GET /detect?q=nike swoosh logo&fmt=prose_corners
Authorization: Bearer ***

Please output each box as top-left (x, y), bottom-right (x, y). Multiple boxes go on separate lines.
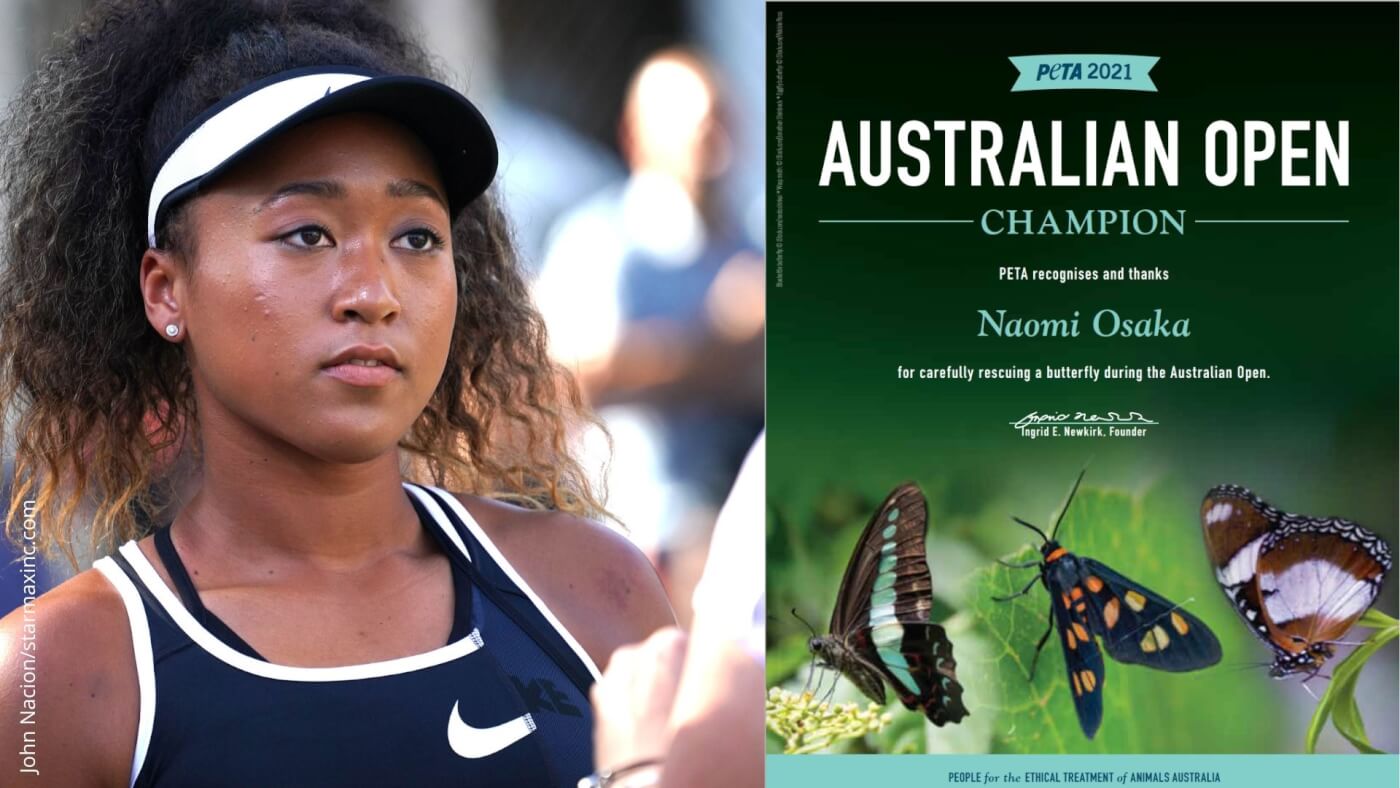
top-left (447, 701), bottom-right (537, 759)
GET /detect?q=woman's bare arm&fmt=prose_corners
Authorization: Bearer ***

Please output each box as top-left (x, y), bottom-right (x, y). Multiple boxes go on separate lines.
top-left (454, 494), bottom-right (676, 670)
top-left (0, 570), bottom-right (138, 787)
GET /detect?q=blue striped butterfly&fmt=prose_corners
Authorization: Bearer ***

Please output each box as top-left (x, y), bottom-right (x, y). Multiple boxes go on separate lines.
top-left (995, 471), bottom-right (1221, 738)
top-left (1201, 485), bottom-right (1392, 678)
top-left (807, 483), bottom-right (969, 726)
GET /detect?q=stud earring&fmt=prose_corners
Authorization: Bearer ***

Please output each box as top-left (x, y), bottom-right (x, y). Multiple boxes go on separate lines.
top-left (164, 324), bottom-right (180, 337)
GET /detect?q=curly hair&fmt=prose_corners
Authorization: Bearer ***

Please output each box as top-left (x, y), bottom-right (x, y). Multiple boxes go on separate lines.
top-left (0, 0), bottom-right (607, 569)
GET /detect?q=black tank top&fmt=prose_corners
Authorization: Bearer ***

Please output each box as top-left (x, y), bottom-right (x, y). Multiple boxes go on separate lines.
top-left (94, 482), bottom-right (599, 787)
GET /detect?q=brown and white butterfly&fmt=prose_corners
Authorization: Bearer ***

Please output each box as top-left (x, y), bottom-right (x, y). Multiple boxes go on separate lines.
top-left (1200, 485), bottom-right (1392, 677)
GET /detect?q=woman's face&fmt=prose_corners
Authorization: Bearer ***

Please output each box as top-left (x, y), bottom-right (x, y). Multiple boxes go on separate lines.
top-left (164, 112), bottom-right (457, 464)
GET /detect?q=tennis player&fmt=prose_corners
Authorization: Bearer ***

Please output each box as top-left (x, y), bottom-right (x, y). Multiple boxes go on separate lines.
top-left (0, 1), bottom-right (673, 785)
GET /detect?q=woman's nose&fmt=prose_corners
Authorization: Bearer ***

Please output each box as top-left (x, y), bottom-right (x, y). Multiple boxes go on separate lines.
top-left (331, 238), bottom-right (401, 324)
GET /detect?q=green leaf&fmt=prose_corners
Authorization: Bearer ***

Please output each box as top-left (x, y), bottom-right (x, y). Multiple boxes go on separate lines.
top-left (1355, 608), bottom-right (1398, 630)
top-left (966, 481), bottom-right (1286, 753)
top-left (1304, 610), bottom-right (1398, 753)
top-left (1330, 690), bottom-right (1382, 754)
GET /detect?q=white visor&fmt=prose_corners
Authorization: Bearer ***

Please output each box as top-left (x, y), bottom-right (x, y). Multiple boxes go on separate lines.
top-left (145, 66), bottom-right (497, 247)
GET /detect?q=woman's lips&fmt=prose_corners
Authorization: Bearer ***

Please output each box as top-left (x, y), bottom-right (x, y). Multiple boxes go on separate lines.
top-left (321, 362), bottom-right (401, 387)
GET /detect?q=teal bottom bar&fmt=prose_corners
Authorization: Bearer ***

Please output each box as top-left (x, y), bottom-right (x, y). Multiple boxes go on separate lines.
top-left (767, 754), bottom-right (1399, 787)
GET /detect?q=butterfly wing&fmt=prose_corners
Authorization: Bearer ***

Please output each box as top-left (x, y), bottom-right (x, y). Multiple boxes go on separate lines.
top-left (829, 483), bottom-right (931, 637)
top-left (826, 483), bottom-right (968, 725)
top-left (1256, 515), bottom-right (1392, 654)
top-left (1077, 558), bottom-right (1222, 671)
top-left (1045, 568), bottom-right (1105, 739)
top-left (1200, 485), bottom-right (1281, 651)
top-left (851, 622), bottom-right (969, 726)
top-left (1204, 485), bottom-right (1394, 663)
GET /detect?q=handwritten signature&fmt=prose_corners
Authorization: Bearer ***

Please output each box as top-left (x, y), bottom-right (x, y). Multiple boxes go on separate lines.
top-left (1011, 410), bottom-right (1158, 430)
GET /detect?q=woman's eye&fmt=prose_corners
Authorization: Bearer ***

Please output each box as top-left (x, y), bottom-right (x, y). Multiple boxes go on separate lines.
top-left (283, 226), bottom-right (332, 248)
top-left (393, 228), bottom-right (445, 252)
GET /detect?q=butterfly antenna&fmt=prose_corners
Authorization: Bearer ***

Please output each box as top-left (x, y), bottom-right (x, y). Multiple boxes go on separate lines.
top-left (1011, 516), bottom-right (1050, 544)
top-left (791, 607), bottom-right (819, 638)
top-left (1050, 466), bottom-right (1088, 541)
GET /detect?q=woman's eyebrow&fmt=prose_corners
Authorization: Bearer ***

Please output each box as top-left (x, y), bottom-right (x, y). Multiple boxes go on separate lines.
top-left (386, 179), bottom-right (447, 211)
top-left (252, 179), bottom-right (447, 213)
top-left (255, 180), bottom-right (346, 212)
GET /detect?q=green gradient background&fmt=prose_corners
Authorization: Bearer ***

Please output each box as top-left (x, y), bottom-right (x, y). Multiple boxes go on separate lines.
top-left (766, 2), bottom-right (1398, 754)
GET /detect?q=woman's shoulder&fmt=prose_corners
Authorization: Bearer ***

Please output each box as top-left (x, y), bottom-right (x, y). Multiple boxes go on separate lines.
top-left (0, 566), bottom-right (138, 786)
top-left (447, 491), bottom-right (676, 670)
top-left (0, 566), bottom-right (134, 691)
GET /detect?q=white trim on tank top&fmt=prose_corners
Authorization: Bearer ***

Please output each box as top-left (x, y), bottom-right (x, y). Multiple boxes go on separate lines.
top-left (404, 482), bottom-right (604, 681)
top-left (103, 481), bottom-right (599, 684)
top-left (94, 557), bottom-right (157, 788)
top-left (114, 539), bottom-right (486, 682)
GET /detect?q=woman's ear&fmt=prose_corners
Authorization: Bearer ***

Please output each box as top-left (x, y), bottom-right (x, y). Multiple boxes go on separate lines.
top-left (140, 248), bottom-right (186, 342)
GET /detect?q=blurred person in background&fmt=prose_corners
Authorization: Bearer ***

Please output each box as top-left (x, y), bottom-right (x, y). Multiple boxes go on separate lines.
top-left (585, 433), bottom-right (764, 788)
top-left (534, 49), bottom-right (764, 626)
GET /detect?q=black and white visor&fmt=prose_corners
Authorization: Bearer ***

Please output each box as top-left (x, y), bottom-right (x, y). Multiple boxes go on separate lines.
top-left (146, 65), bottom-right (498, 246)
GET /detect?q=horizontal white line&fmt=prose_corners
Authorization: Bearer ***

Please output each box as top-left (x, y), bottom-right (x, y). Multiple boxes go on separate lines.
top-left (818, 219), bottom-right (974, 224)
top-left (820, 218), bottom-right (1348, 224)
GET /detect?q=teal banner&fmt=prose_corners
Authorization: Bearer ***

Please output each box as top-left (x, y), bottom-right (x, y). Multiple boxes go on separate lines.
top-left (769, 754), bottom-right (1400, 786)
top-left (1009, 54), bottom-right (1159, 91)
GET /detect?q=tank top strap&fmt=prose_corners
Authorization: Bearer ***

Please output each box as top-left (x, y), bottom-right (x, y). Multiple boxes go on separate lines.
top-left (97, 549), bottom-right (195, 666)
top-left (152, 525), bottom-right (198, 612)
top-left (152, 525), bottom-right (265, 660)
top-left (405, 493), bottom-right (477, 644)
top-left (403, 482), bottom-right (600, 696)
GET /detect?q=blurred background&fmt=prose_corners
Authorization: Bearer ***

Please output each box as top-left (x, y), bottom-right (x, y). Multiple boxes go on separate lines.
top-left (0, 0), bottom-right (765, 631)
